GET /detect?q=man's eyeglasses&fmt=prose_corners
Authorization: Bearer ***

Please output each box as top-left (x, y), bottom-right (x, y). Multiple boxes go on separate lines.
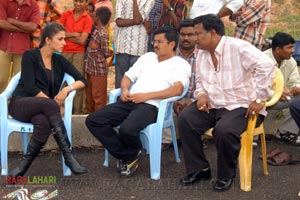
top-left (151, 40), bottom-right (168, 45)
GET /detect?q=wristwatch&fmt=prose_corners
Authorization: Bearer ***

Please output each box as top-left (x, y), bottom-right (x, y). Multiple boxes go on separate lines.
top-left (167, 7), bottom-right (174, 12)
top-left (256, 98), bottom-right (265, 105)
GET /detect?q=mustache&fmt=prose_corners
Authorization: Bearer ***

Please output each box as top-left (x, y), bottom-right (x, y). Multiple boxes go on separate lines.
top-left (182, 40), bottom-right (191, 44)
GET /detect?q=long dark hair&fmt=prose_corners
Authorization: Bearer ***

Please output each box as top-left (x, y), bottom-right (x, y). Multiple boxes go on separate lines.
top-left (39, 22), bottom-right (66, 48)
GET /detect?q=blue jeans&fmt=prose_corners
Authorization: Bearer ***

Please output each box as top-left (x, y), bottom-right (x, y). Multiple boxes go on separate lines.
top-left (115, 53), bottom-right (139, 88)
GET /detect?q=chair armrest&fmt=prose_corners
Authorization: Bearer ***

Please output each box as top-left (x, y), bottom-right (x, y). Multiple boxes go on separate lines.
top-left (265, 68), bottom-right (284, 108)
top-left (0, 72), bottom-right (21, 119)
top-left (155, 95), bottom-right (182, 125)
top-left (109, 88), bottom-right (121, 104)
top-left (62, 73), bottom-right (76, 119)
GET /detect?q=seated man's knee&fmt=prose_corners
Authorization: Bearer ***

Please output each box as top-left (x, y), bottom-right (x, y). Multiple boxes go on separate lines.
top-left (177, 107), bottom-right (190, 125)
top-left (213, 126), bottom-right (239, 142)
top-left (119, 123), bottom-right (139, 137)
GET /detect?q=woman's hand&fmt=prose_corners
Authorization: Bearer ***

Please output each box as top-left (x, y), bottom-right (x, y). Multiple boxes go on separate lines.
top-left (54, 86), bottom-right (69, 107)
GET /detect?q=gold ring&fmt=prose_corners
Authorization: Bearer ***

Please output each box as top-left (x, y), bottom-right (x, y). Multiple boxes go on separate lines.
top-left (252, 111), bottom-right (255, 115)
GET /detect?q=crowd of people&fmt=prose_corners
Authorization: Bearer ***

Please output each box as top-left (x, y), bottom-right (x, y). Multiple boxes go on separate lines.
top-left (0, 0), bottom-right (299, 192)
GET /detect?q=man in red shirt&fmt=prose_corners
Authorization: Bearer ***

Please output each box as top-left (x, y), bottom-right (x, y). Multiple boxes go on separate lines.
top-left (0, 0), bottom-right (40, 93)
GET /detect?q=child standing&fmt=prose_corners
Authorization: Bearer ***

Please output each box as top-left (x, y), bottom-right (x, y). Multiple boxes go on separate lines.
top-left (60, 0), bottom-right (93, 114)
top-left (85, 7), bottom-right (112, 113)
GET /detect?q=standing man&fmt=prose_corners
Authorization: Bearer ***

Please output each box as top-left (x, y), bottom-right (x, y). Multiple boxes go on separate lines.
top-left (146, 0), bottom-right (163, 52)
top-left (114, 0), bottom-right (154, 88)
top-left (31, 0), bottom-right (63, 48)
top-left (158, 0), bottom-right (187, 29)
top-left (86, 26), bottom-right (191, 177)
top-left (178, 14), bottom-right (275, 192)
top-left (265, 32), bottom-right (300, 146)
top-left (232, 0), bottom-right (272, 50)
top-left (189, 0), bottom-right (243, 19)
top-left (162, 19), bottom-right (198, 149)
top-left (0, 0), bottom-right (40, 93)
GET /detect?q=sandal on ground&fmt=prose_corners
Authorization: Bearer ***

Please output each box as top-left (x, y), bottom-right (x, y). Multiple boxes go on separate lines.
top-left (267, 152), bottom-right (292, 166)
top-left (279, 132), bottom-right (300, 146)
top-left (259, 147), bottom-right (282, 160)
top-left (267, 152), bottom-right (300, 166)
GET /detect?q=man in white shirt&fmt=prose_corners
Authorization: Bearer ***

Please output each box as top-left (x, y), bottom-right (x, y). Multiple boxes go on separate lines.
top-left (265, 32), bottom-right (300, 146)
top-left (189, 0), bottom-right (243, 19)
top-left (86, 26), bottom-right (191, 177)
top-left (178, 14), bottom-right (274, 192)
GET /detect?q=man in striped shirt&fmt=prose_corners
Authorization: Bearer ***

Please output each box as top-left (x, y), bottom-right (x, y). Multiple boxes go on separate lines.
top-left (232, 0), bottom-right (271, 50)
top-left (178, 14), bottom-right (275, 192)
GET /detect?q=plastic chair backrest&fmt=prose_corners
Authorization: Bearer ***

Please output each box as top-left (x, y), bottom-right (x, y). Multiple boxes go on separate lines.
top-left (266, 67), bottom-right (284, 107)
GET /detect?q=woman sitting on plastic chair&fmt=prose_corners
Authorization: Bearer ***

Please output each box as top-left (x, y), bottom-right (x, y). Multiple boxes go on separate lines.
top-left (8, 23), bottom-right (88, 176)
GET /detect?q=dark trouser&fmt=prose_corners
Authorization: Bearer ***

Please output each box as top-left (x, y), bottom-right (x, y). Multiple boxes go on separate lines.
top-left (115, 53), bottom-right (139, 89)
top-left (289, 96), bottom-right (300, 129)
top-left (85, 101), bottom-right (158, 163)
top-left (9, 97), bottom-right (62, 143)
top-left (178, 102), bottom-right (263, 179)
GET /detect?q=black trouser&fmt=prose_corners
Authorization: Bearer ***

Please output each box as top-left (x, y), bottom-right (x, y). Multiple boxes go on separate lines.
top-left (85, 101), bottom-right (158, 163)
top-left (289, 96), bottom-right (300, 129)
top-left (178, 102), bottom-right (263, 179)
top-left (9, 96), bottom-right (62, 143)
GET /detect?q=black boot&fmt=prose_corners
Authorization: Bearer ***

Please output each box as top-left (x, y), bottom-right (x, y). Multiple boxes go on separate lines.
top-left (52, 122), bottom-right (88, 175)
top-left (9, 138), bottom-right (44, 177)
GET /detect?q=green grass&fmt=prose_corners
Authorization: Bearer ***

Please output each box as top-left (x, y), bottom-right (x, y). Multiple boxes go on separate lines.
top-left (266, 14), bottom-right (300, 39)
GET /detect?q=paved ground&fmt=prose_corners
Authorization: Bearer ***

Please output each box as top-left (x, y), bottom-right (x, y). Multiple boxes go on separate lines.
top-left (1, 138), bottom-right (300, 200)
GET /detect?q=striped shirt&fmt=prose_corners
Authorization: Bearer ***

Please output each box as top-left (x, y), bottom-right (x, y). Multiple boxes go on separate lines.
top-left (194, 36), bottom-right (275, 115)
top-left (31, 0), bottom-right (63, 48)
top-left (233, 0), bottom-right (271, 49)
top-left (85, 26), bottom-right (111, 76)
top-left (175, 47), bottom-right (198, 99)
top-left (158, 0), bottom-right (187, 28)
top-left (114, 0), bottom-right (154, 56)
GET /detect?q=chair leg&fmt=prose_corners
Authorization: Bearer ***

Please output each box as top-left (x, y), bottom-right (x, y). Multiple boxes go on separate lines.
top-left (170, 125), bottom-right (180, 163)
top-left (239, 133), bottom-right (253, 192)
top-left (103, 149), bottom-right (109, 167)
top-left (21, 132), bottom-right (29, 154)
top-left (1, 134), bottom-right (9, 175)
top-left (260, 133), bottom-right (268, 176)
top-left (239, 118), bottom-right (257, 192)
top-left (149, 139), bottom-right (161, 180)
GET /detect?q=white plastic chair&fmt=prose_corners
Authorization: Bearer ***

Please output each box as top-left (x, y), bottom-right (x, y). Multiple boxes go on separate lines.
top-left (0, 72), bottom-right (76, 176)
top-left (103, 81), bottom-right (189, 180)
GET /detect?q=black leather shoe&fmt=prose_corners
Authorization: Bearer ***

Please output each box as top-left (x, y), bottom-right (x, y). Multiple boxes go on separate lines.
top-left (180, 168), bottom-right (211, 185)
top-left (213, 179), bottom-right (233, 192)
